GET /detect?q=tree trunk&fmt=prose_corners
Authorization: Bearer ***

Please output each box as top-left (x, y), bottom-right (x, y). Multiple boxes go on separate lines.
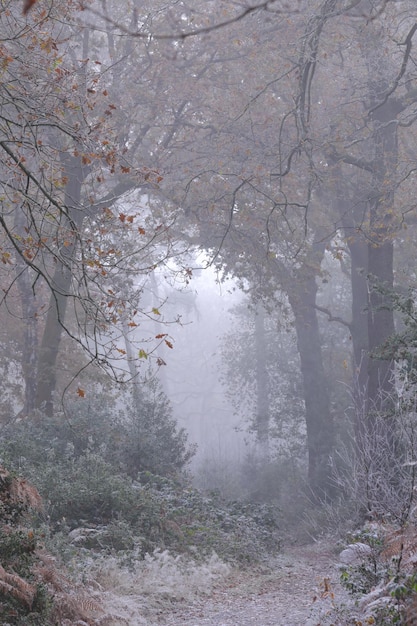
top-left (364, 55), bottom-right (399, 416)
top-left (367, 240), bottom-right (395, 416)
top-left (254, 304), bottom-right (270, 458)
top-left (289, 271), bottom-right (334, 501)
top-left (17, 276), bottom-right (39, 416)
top-left (14, 208), bottom-right (39, 416)
top-left (345, 237), bottom-right (369, 438)
top-left (35, 155), bottom-right (85, 415)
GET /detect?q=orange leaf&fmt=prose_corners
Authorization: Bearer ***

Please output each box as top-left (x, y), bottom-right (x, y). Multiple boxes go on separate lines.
top-left (77, 387), bottom-right (85, 398)
top-left (23, 0), bottom-right (37, 14)
top-left (165, 340), bottom-right (173, 349)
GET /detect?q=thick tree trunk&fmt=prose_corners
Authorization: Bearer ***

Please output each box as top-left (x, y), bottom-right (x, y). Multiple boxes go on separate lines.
top-left (364, 66), bottom-right (399, 411)
top-left (17, 276), bottom-right (39, 416)
top-left (35, 271), bottom-right (72, 416)
top-left (14, 208), bottom-right (39, 416)
top-left (348, 240), bottom-right (369, 394)
top-left (346, 237), bottom-right (369, 438)
top-left (367, 240), bottom-right (395, 415)
top-left (35, 155), bottom-right (85, 415)
top-left (289, 272), bottom-right (334, 501)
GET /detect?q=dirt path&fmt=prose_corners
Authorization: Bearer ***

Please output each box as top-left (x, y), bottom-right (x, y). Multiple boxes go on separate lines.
top-left (157, 540), bottom-right (355, 625)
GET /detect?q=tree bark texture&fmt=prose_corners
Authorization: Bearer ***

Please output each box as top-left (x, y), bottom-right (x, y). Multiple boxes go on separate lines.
top-left (35, 155), bottom-right (86, 415)
top-left (289, 271), bottom-right (334, 500)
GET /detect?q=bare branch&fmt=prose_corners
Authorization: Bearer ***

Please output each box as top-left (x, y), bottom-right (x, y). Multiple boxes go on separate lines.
top-left (83, 1), bottom-right (296, 41)
top-left (315, 303), bottom-right (352, 330)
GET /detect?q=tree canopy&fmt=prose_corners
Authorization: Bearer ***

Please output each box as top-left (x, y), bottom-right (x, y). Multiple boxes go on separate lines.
top-left (1, 0), bottom-right (417, 500)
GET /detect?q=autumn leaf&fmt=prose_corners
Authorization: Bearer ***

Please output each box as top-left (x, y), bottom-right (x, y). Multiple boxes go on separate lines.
top-left (23, 0), bottom-right (37, 15)
top-left (155, 333), bottom-right (168, 339)
top-left (1, 252), bottom-right (11, 265)
top-left (152, 307), bottom-right (161, 316)
top-left (76, 387), bottom-right (85, 398)
top-left (165, 339), bottom-right (173, 349)
top-left (138, 349), bottom-right (148, 359)
top-left (138, 227), bottom-right (146, 235)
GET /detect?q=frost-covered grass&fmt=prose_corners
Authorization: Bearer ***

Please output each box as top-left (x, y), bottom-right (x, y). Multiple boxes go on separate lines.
top-left (91, 549), bottom-right (231, 601)
top-left (77, 549), bottom-right (231, 625)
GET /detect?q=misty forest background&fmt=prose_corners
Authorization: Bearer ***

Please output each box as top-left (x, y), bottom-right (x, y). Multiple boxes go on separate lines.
top-left (2, 0), bottom-right (417, 623)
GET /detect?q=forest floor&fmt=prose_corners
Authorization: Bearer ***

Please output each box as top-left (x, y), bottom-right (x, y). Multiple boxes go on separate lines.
top-left (97, 541), bottom-right (355, 626)
top-left (151, 539), bottom-right (357, 626)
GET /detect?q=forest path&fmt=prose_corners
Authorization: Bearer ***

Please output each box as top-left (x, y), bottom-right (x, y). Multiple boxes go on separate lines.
top-left (157, 539), bottom-right (354, 626)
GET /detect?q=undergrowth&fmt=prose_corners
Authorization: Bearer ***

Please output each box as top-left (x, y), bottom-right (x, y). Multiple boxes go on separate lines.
top-left (91, 549), bottom-right (230, 601)
top-left (0, 407), bottom-right (281, 565)
top-left (0, 403), bottom-right (282, 624)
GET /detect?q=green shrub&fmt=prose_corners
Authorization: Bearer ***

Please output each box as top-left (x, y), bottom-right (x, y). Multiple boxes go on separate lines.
top-left (136, 473), bottom-right (281, 563)
top-left (0, 394), bottom-right (281, 566)
top-left (0, 381), bottom-right (194, 482)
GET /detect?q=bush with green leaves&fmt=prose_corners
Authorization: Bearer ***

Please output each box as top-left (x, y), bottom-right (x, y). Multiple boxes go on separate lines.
top-left (0, 380), bottom-right (194, 481)
top-left (135, 473), bottom-right (281, 563)
top-left (0, 383), bottom-right (282, 565)
top-left (0, 440), bottom-right (281, 565)
top-left (339, 527), bottom-right (385, 596)
top-left (337, 525), bottom-right (417, 624)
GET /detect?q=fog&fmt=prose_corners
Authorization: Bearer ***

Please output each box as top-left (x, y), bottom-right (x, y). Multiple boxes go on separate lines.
top-left (154, 269), bottom-right (249, 475)
top-left (1, 1), bottom-right (417, 622)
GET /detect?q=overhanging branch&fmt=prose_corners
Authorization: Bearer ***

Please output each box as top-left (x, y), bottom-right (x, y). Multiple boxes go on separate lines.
top-left (315, 303), bottom-right (352, 330)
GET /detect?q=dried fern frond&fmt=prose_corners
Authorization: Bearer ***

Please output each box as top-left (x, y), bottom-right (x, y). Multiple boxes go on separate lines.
top-left (0, 563), bottom-right (36, 609)
top-left (0, 465), bottom-right (42, 512)
top-left (381, 524), bottom-right (417, 569)
top-left (34, 550), bottom-right (70, 592)
top-left (9, 477), bottom-right (43, 511)
top-left (34, 550), bottom-right (130, 625)
top-left (51, 590), bottom-right (103, 623)
top-left (405, 592), bottom-right (417, 625)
